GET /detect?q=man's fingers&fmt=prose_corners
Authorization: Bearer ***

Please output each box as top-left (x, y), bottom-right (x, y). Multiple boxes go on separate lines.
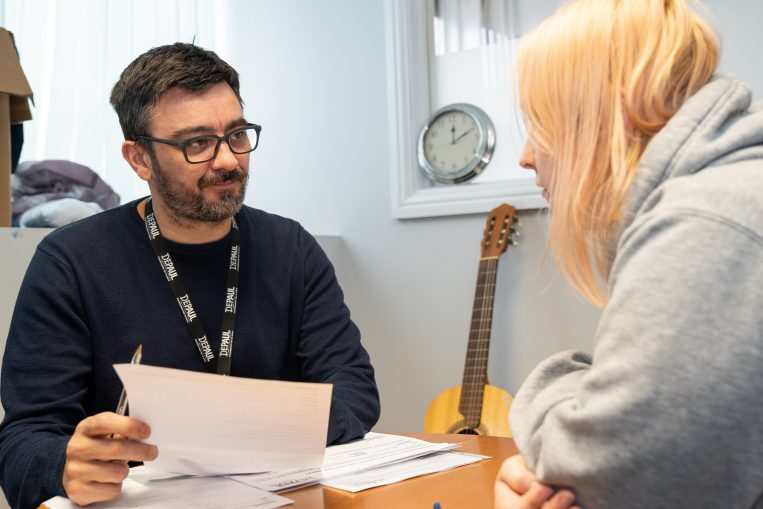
top-left (67, 435), bottom-right (158, 462)
top-left (64, 479), bottom-right (123, 506)
top-left (69, 412), bottom-right (157, 462)
top-left (76, 412), bottom-right (151, 440)
top-left (64, 459), bottom-right (129, 484)
top-left (64, 414), bottom-right (158, 505)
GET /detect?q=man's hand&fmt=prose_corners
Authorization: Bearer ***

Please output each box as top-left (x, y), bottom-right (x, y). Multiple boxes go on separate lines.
top-left (495, 454), bottom-right (579, 509)
top-left (63, 412), bottom-right (158, 505)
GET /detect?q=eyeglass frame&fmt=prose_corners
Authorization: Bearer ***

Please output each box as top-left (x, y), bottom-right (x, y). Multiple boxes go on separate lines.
top-left (134, 123), bottom-right (262, 164)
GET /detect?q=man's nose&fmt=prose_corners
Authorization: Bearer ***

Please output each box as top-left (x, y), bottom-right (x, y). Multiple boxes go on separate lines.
top-left (211, 140), bottom-right (241, 171)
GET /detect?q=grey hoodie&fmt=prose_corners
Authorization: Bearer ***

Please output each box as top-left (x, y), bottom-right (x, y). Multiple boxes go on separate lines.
top-left (510, 75), bottom-right (763, 509)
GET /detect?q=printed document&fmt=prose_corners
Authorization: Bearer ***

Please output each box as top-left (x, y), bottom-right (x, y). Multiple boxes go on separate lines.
top-left (41, 473), bottom-right (294, 509)
top-left (113, 363), bottom-right (332, 476)
top-left (321, 450), bottom-right (488, 492)
top-left (232, 432), bottom-right (465, 492)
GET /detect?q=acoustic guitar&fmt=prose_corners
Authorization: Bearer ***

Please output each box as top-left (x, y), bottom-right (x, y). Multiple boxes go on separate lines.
top-left (424, 203), bottom-right (517, 437)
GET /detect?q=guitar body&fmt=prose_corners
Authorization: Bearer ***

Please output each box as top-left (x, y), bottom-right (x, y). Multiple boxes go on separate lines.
top-left (424, 384), bottom-right (513, 437)
top-left (422, 204), bottom-right (518, 439)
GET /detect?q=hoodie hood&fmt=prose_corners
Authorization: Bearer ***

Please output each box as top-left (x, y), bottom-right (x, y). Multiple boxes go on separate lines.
top-left (616, 73), bottom-right (763, 247)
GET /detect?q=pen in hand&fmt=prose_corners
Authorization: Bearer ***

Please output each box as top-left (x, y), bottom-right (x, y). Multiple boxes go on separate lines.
top-left (111, 344), bottom-right (142, 439)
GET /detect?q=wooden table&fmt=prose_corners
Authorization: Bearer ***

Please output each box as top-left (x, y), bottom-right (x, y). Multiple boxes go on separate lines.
top-left (39, 433), bottom-right (517, 509)
top-left (282, 433), bottom-right (518, 509)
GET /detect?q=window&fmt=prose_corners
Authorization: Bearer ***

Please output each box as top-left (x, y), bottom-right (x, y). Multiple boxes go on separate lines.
top-left (385, 0), bottom-right (545, 219)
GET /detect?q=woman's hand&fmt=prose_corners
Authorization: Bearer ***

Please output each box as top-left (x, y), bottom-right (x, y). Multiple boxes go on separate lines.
top-left (495, 454), bottom-right (579, 509)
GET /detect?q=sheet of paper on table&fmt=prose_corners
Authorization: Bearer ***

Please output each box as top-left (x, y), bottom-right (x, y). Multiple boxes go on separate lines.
top-left (113, 363), bottom-right (332, 476)
top-left (321, 450), bottom-right (488, 492)
top-left (230, 432), bottom-right (481, 493)
top-left (41, 472), bottom-right (294, 509)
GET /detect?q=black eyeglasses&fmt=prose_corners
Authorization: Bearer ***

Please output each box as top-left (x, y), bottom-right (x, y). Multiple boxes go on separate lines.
top-left (135, 123), bottom-right (261, 164)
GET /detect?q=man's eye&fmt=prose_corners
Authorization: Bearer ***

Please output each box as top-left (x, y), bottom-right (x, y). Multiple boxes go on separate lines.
top-left (186, 137), bottom-right (216, 153)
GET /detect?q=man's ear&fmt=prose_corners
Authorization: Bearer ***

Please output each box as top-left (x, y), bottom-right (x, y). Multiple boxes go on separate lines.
top-left (122, 141), bottom-right (153, 182)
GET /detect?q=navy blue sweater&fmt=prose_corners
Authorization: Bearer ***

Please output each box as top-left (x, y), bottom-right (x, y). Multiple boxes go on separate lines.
top-left (0, 199), bottom-right (379, 508)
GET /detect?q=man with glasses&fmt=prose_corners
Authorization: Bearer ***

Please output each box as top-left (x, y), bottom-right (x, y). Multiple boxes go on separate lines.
top-left (0, 43), bottom-right (380, 509)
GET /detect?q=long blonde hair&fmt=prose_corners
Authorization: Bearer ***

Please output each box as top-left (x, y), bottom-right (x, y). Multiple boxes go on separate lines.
top-left (516, 0), bottom-right (719, 306)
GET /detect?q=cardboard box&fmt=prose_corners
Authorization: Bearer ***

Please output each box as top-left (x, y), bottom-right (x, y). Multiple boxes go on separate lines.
top-left (0, 27), bottom-right (33, 226)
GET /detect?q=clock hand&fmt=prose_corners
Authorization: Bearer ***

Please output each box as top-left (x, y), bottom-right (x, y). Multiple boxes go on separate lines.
top-left (450, 125), bottom-right (456, 144)
top-left (453, 128), bottom-right (475, 144)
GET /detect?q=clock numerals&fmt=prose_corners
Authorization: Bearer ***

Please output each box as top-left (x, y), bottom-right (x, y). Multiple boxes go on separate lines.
top-left (424, 114), bottom-right (480, 173)
top-left (418, 103), bottom-right (495, 184)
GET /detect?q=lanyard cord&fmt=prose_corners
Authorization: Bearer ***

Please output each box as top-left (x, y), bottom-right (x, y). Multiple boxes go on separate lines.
top-left (143, 198), bottom-right (240, 375)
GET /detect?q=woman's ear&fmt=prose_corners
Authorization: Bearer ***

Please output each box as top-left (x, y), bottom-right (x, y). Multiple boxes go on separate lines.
top-left (122, 141), bottom-right (153, 182)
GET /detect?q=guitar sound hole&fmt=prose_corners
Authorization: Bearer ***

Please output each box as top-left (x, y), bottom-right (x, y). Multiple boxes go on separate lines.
top-left (458, 429), bottom-right (479, 435)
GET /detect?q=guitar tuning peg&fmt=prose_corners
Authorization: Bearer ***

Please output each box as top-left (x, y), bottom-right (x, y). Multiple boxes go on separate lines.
top-left (509, 238), bottom-right (519, 246)
top-left (513, 219), bottom-right (522, 228)
top-left (510, 228), bottom-right (520, 238)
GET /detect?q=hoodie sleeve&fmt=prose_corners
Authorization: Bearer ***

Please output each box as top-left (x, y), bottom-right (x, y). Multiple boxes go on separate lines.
top-left (510, 209), bottom-right (763, 509)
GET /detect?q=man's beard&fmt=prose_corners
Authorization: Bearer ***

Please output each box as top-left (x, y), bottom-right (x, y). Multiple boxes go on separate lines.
top-left (149, 152), bottom-right (248, 223)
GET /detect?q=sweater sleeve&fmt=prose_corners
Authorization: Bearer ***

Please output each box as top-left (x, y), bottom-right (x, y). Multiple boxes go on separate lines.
top-left (0, 244), bottom-right (92, 509)
top-left (293, 228), bottom-right (380, 445)
top-left (509, 211), bottom-right (763, 509)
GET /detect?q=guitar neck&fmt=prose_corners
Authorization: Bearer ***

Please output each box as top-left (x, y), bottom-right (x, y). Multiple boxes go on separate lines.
top-left (458, 257), bottom-right (499, 424)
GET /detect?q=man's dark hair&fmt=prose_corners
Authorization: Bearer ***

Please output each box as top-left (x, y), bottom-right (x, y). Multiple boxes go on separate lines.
top-left (110, 43), bottom-right (242, 141)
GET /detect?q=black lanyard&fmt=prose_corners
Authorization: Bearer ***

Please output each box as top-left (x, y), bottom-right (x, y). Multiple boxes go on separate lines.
top-left (143, 198), bottom-right (240, 375)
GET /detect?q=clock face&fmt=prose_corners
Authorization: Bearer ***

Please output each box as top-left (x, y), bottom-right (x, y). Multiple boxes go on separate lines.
top-left (417, 103), bottom-right (495, 184)
top-left (422, 111), bottom-right (481, 175)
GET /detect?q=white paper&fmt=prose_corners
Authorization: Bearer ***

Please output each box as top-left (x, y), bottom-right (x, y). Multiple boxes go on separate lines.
top-left (41, 475), bottom-right (294, 509)
top-left (113, 364), bottom-right (332, 475)
top-left (230, 468), bottom-right (322, 493)
top-left (319, 432), bottom-right (459, 479)
top-left (321, 451), bottom-right (488, 492)
top-left (232, 432), bottom-right (459, 492)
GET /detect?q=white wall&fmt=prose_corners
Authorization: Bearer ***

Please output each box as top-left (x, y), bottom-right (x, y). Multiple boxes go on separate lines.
top-left (3, 0), bottom-right (761, 436)
top-left (702, 0), bottom-right (763, 90)
top-left (215, 0), bottom-right (601, 433)
top-left (216, 0), bottom-right (763, 433)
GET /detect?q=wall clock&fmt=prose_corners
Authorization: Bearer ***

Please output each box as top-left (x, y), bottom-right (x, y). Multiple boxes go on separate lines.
top-left (417, 103), bottom-right (496, 184)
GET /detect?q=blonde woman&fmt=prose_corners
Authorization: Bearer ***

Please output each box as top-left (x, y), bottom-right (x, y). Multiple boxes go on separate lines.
top-left (496, 1), bottom-right (763, 508)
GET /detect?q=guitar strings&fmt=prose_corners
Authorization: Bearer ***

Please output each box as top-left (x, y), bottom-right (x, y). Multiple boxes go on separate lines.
top-left (463, 257), bottom-right (497, 427)
top-left (459, 208), bottom-right (513, 433)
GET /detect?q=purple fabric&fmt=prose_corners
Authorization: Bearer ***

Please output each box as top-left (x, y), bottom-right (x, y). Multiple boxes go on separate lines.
top-left (11, 159), bottom-right (120, 216)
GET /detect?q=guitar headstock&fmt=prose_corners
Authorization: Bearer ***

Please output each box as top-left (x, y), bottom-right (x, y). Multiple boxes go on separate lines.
top-left (481, 204), bottom-right (518, 259)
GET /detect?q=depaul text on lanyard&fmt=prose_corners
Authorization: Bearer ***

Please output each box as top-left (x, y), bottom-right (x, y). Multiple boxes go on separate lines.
top-left (143, 197), bottom-right (240, 375)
